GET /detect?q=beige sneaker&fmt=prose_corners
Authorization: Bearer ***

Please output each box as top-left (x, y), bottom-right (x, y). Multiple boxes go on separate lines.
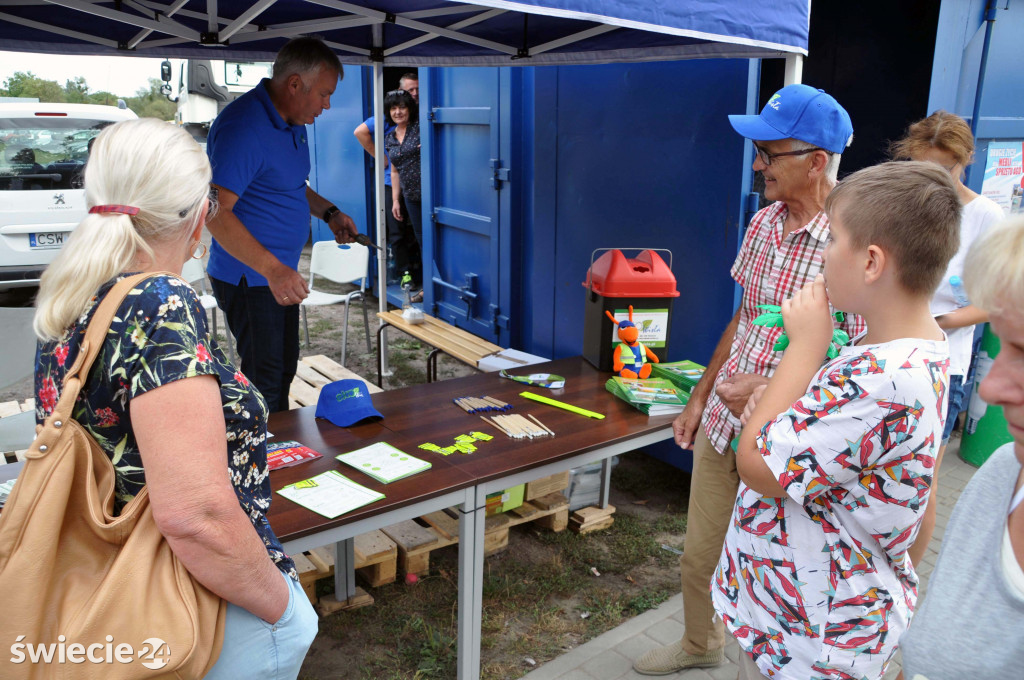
top-left (632, 641), bottom-right (724, 675)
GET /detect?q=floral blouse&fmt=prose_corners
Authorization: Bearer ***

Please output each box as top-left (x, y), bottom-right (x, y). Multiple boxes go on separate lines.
top-left (35, 273), bottom-right (296, 579)
top-left (385, 121), bottom-right (421, 202)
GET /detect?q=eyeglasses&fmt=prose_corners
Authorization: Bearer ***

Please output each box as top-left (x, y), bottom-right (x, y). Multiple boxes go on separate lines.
top-left (386, 89), bottom-right (406, 97)
top-left (754, 144), bottom-right (830, 166)
top-left (180, 186), bottom-right (218, 218)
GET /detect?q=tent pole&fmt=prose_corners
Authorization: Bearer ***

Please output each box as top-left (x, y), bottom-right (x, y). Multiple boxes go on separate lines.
top-left (372, 27), bottom-right (391, 381)
top-left (783, 53), bottom-right (803, 85)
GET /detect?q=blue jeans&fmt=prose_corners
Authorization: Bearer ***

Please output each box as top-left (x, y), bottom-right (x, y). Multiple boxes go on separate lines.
top-left (943, 374), bottom-right (966, 442)
top-left (211, 276), bottom-right (300, 412)
top-left (204, 570), bottom-right (318, 680)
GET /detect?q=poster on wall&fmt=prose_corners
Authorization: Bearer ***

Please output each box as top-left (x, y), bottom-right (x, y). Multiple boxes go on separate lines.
top-left (981, 140), bottom-right (1024, 214)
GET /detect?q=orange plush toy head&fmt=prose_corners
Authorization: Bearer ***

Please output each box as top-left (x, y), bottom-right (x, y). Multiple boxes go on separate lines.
top-left (605, 307), bottom-right (639, 345)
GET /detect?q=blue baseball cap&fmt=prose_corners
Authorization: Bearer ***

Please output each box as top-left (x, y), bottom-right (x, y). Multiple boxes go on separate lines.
top-left (315, 379), bottom-right (383, 427)
top-left (728, 84), bottom-right (853, 154)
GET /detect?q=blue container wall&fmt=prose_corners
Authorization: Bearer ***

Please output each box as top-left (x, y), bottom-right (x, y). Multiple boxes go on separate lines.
top-left (308, 66), bottom-right (370, 243)
top-left (930, 0), bottom-right (1024, 193)
top-left (969, 1), bottom-right (1024, 194)
top-left (519, 60), bottom-right (750, 370)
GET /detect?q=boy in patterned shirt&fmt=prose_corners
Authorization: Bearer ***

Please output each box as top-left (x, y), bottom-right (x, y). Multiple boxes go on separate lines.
top-left (712, 161), bottom-right (962, 680)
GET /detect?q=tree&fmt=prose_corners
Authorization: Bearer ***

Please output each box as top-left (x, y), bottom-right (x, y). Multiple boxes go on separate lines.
top-left (0, 71), bottom-right (175, 121)
top-left (124, 78), bottom-right (176, 120)
top-left (64, 76), bottom-right (90, 103)
top-left (1, 71), bottom-right (66, 103)
top-left (87, 91), bottom-right (119, 107)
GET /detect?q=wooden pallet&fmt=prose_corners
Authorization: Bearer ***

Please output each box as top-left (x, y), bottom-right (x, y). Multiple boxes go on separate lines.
top-left (288, 354), bottom-right (382, 410)
top-left (382, 491), bottom-right (571, 577)
top-left (1, 398), bottom-right (35, 464)
top-left (569, 504), bottom-right (616, 534)
top-left (292, 529), bottom-right (399, 612)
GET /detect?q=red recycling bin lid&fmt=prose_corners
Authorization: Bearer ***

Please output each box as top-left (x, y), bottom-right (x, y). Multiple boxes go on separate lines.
top-left (583, 249), bottom-right (680, 298)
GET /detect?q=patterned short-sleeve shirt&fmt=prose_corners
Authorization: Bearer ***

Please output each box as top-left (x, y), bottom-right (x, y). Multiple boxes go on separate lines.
top-left (711, 338), bottom-right (950, 680)
top-left (35, 274), bottom-right (296, 579)
top-left (702, 202), bottom-right (867, 455)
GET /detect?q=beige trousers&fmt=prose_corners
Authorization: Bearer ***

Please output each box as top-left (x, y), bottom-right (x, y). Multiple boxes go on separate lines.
top-left (679, 427), bottom-right (740, 655)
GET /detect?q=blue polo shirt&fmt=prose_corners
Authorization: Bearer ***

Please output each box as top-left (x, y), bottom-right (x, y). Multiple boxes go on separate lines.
top-left (207, 79), bottom-right (311, 287)
top-left (363, 115), bottom-right (396, 186)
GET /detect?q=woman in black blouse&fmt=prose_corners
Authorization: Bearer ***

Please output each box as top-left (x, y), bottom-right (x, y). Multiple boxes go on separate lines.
top-left (384, 88), bottom-right (423, 299)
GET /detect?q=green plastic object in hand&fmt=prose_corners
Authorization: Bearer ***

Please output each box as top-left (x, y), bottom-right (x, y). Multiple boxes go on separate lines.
top-left (751, 305), bottom-right (849, 359)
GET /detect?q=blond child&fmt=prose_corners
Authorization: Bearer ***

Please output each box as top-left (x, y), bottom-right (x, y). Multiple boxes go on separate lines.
top-left (712, 162), bottom-right (961, 680)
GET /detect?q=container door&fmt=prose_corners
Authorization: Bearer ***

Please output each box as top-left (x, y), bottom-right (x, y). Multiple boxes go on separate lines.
top-left (420, 67), bottom-right (511, 346)
top-left (309, 67), bottom-right (370, 245)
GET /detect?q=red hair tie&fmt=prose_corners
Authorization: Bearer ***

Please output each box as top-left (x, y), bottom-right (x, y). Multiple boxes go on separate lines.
top-left (88, 205), bottom-right (140, 216)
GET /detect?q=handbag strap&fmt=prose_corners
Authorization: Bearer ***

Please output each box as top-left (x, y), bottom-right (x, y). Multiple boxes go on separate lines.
top-left (49, 272), bottom-right (166, 426)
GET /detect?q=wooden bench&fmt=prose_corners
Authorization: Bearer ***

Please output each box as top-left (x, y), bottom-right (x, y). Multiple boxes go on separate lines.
top-left (1, 398), bottom-right (35, 464)
top-left (288, 354), bottom-right (382, 410)
top-left (375, 310), bottom-right (504, 386)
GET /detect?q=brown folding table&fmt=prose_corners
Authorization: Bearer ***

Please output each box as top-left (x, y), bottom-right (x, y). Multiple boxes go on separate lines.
top-left (268, 357), bottom-right (677, 680)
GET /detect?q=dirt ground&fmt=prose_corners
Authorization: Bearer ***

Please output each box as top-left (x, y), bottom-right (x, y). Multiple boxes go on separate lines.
top-left (1, 243), bottom-right (694, 679)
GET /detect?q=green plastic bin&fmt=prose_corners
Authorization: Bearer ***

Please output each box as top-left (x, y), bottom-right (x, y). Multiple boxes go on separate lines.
top-left (960, 325), bottom-right (1013, 467)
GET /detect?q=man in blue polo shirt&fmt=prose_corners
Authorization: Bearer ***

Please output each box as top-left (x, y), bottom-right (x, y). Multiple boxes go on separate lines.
top-left (206, 36), bottom-right (357, 412)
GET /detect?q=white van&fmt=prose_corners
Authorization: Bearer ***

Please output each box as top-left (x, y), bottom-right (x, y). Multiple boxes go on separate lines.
top-left (0, 102), bottom-right (137, 290)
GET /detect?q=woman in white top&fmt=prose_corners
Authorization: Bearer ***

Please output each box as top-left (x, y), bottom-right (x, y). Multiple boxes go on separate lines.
top-left (891, 110), bottom-right (1005, 567)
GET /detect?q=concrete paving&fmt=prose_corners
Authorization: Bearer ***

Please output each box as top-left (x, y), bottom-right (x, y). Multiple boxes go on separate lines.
top-left (523, 437), bottom-right (976, 680)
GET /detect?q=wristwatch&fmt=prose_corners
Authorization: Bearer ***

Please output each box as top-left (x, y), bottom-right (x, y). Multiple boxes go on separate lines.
top-left (322, 206), bottom-right (340, 223)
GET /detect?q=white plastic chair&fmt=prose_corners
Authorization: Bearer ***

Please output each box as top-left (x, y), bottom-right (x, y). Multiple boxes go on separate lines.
top-left (301, 241), bottom-right (372, 366)
top-left (181, 258), bottom-right (235, 364)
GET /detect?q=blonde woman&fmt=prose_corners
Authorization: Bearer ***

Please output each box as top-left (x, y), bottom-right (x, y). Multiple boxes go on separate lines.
top-left (33, 119), bottom-right (316, 679)
top-left (891, 111), bottom-right (1005, 567)
top-left (900, 216), bottom-right (1024, 677)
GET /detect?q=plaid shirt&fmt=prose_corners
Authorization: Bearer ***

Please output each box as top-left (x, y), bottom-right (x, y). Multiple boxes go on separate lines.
top-left (701, 201), bottom-right (867, 455)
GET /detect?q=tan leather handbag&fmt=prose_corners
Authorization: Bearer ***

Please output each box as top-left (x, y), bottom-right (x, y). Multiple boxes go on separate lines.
top-left (0, 273), bottom-right (226, 679)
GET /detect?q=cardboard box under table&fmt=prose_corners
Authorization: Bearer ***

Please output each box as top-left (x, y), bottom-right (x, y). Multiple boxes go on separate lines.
top-left (485, 484), bottom-right (524, 516)
top-left (582, 249), bottom-right (680, 372)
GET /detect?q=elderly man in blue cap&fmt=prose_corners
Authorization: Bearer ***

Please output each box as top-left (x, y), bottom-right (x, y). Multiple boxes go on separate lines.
top-left (634, 84), bottom-right (866, 675)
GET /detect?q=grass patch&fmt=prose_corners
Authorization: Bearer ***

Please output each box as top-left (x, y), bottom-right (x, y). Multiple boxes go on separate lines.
top-left (625, 587), bottom-right (672, 615)
top-left (318, 572), bottom-right (458, 680)
top-left (303, 452), bottom-right (692, 680)
top-left (393, 338), bottom-right (423, 351)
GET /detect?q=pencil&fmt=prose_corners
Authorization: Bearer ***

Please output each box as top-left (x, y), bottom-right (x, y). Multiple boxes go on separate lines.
top-left (528, 413), bottom-right (555, 436)
top-left (481, 415), bottom-right (511, 436)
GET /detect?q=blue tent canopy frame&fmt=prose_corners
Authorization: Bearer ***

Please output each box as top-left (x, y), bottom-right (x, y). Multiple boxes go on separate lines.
top-left (0, 0), bottom-right (809, 377)
top-left (0, 1), bottom-right (808, 64)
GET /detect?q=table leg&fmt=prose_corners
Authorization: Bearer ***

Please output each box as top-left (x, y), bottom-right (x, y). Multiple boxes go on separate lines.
top-left (376, 322), bottom-right (391, 387)
top-left (457, 486), bottom-right (487, 680)
top-left (599, 457), bottom-right (612, 509)
top-left (333, 538), bottom-right (357, 602)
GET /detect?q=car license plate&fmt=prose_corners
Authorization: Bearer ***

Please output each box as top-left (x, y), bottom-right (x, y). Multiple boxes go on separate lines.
top-left (29, 232), bottom-right (67, 250)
